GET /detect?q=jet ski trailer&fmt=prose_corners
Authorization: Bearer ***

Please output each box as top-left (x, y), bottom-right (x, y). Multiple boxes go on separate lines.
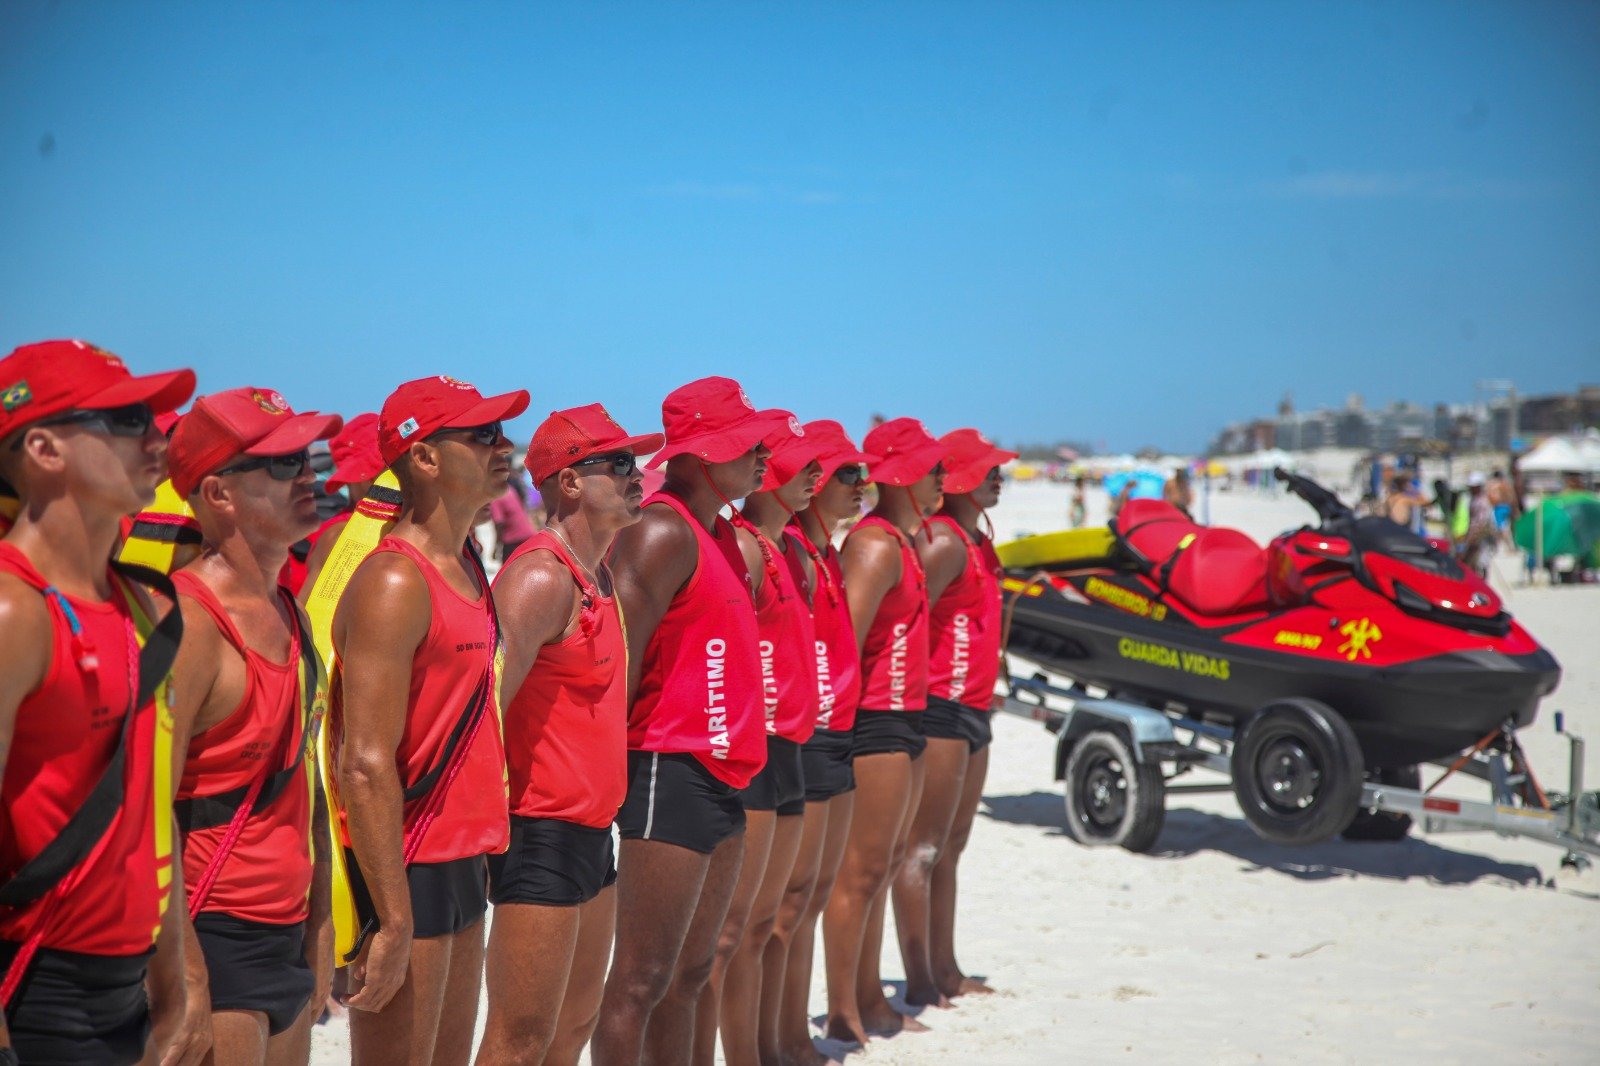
top-left (997, 667), bottom-right (1600, 868)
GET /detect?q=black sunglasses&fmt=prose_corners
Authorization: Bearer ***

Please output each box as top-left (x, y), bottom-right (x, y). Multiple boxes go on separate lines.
top-left (833, 464), bottom-right (866, 485)
top-left (9, 403), bottom-right (155, 451)
top-left (214, 449), bottom-right (312, 481)
top-left (573, 452), bottom-right (639, 478)
top-left (428, 421), bottom-right (504, 447)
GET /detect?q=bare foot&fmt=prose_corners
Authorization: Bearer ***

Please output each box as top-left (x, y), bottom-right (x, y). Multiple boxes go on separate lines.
top-left (778, 1042), bottom-right (841, 1066)
top-left (903, 981), bottom-right (954, 1009)
top-left (938, 971), bottom-right (996, 999)
top-left (822, 1015), bottom-right (869, 1047)
top-left (860, 1003), bottom-right (928, 1036)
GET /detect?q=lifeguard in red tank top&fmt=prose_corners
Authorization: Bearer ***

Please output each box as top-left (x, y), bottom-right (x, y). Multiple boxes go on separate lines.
top-left (330, 535), bottom-right (508, 863)
top-left (788, 528), bottom-right (861, 733)
top-left (628, 492), bottom-right (766, 789)
top-left (499, 530), bottom-right (628, 829)
top-left (760, 534), bottom-right (819, 744)
top-left (926, 515), bottom-right (1004, 711)
top-left (849, 515), bottom-right (930, 711)
top-left (174, 573), bottom-right (313, 925)
top-left (0, 544), bottom-right (167, 957)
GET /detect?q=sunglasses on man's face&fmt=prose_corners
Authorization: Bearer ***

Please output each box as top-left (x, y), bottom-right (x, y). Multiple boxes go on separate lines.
top-left (9, 403), bottom-right (156, 450)
top-left (428, 421), bottom-right (504, 448)
top-left (214, 449), bottom-right (312, 482)
top-left (833, 464), bottom-right (866, 486)
top-left (573, 452), bottom-right (639, 478)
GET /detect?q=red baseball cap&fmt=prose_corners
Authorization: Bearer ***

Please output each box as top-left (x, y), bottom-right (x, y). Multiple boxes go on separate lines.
top-left (378, 375), bottom-right (531, 466)
top-left (863, 417), bottom-right (946, 487)
top-left (940, 428), bottom-right (1018, 494)
top-left (802, 419), bottom-right (872, 481)
top-left (325, 412), bottom-right (385, 491)
top-left (168, 387), bottom-right (343, 496)
top-left (525, 403), bottom-right (665, 485)
top-left (0, 339), bottom-right (195, 440)
top-left (645, 376), bottom-right (797, 469)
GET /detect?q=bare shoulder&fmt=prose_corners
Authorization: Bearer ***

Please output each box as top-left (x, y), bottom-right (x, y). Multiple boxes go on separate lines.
top-left (495, 544), bottom-right (577, 603)
top-left (336, 551), bottom-right (432, 647)
top-left (612, 502), bottom-right (697, 575)
top-left (0, 573), bottom-right (54, 690)
top-left (842, 523), bottom-right (900, 565)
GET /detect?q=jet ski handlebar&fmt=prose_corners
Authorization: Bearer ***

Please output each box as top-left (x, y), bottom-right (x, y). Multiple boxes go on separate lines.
top-left (1273, 466), bottom-right (1355, 524)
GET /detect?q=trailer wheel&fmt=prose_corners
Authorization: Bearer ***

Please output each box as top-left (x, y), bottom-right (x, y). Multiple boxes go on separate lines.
top-left (1342, 765), bottom-right (1421, 842)
top-left (1063, 730), bottom-right (1165, 853)
top-left (1231, 698), bottom-right (1363, 846)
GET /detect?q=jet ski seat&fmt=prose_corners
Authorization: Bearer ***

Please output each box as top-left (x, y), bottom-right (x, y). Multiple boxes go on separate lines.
top-left (1110, 499), bottom-right (1270, 616)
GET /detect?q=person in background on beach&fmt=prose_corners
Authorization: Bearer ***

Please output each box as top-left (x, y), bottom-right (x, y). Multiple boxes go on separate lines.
top-left (330, 375), bottom-right (527, 1066)
top-left (592, 377), bottom-right (794, 1066)
top-left (489, 472), bottom-right (538, 562)
top-left (821, 417), bottom-right (945, 1045)
top-left (702, 420), bottom-right (822, 1066)
top-left (1385, 474), bottom-right (1424, 533)
top-left (1452, 472), bottom-right (1496, 577)
top-left (163, 387), bottom-right (341, 1066)
top-left (1162, 468), bottom-right (1193, 517)
top-left (1486, 470), bottom-right (1516, 543)
top-left (0, 340), bottom-right (202, 1065)
top-left (894, 428), bottom-right (1012, 1009)
top-left (772, 421), bottom-right (869, 1066)
top-left (476, 405), bottom-right (658, 1066)
top-left (1070, 474), bottom-right (1087, 529)
top-left (1108, 480), bottom-right (1134, 521)
top-left (294, 412), bottom-right (385, 600)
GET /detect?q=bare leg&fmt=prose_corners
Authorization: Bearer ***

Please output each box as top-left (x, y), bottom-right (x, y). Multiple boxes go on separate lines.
top-left (267, 977), bottom-right (326, 1066)
top-left (761, 802), bottom-right (826, 1066)
top-left (932, 744), bottom-right (994, 998)
top-left (206, 1009), bottom-right (268, 1066)
top-left (723, 813), bottom-right (803, 1066)
top-left (591, 840), bottom-right (713, 1066)
top-left (854, 755), bottom-right (926, 1031)
top-left (819, 752), bottom-right (911, 1045)
top-left (474, 903), bottom-right (581, 1065)
top-left (893, 737), bottom-right (969, 1007)
top-left (432, 919), bottom-right (487, 1066)
top-left (544, 886), bottom-right (618, 1066)
top-left (350, 924), bottom-right (466, 1066)
top-left (642, 829), bottom-right (746, 1066)
top-left (692, 814), bottom-right (774, 1066)
top-left (778, 793), bottom-right (852, 1065)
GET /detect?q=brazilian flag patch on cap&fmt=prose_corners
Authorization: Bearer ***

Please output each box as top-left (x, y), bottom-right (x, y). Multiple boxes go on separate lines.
top-left (1, 381), bottom-right (32, 411)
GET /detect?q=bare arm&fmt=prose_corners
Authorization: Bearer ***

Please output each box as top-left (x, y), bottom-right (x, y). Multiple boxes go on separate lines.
top-left (841, 528), bottom-right (902, 657)
top-left (919, 524), bottom-right (968, 607)
top-left (493, 548), bottom-right (580, 701)
top-left (0, 581), bottom-right (53, 1053)
top-left (300, 773), bottom-right (333, 1022)
top-left (332, 554), bottom-right (431, 1012)
top-left (609, 506), bottom-right (696, 703)
top-left (734, 525), bottom-right (767, 601)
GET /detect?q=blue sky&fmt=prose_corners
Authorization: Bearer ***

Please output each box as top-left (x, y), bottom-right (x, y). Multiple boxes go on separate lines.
top-left (3, 1), bottom-right (1596, 452)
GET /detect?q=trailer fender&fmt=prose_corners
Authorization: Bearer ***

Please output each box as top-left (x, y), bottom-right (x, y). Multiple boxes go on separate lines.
top-left (1052, 704), bottom-right (1179, 780)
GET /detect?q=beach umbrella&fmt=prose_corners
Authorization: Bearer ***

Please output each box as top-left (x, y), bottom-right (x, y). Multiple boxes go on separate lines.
top-left (1513, 492), bottom-right (1600, 565)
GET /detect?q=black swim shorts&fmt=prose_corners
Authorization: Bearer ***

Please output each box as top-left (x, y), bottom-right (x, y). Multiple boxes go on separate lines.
top-left (921, 695), bottom-right (994, 753)
top-left (616, 750), bottom-right (746, 854)
top-left (345, 849), bottom-right (489, 941)
top-left (800, 727), bottom-right (855, 802)
top-left (740, 736), bottom-right (806, 815)
top-left (0, 941), bottom-right (151, 1065)
top-left (852, 708), bottom-right (927, 759)
top-left (193, 912), bottom-right (314, 1035)
top-left (488, 816), bottom-right (617, 907)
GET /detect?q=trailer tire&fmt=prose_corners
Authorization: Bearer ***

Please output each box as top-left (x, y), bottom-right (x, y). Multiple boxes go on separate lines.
top-left (1231, 698), bottom-right (1364, 846)
top-left (1341, 765), bottom-right (1421, 842)
top-left (1063, 730), bottom-right (1165, 853)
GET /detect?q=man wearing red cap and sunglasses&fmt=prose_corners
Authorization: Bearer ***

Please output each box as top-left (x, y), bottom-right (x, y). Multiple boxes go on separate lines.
top-left (0, 340), bottom-right (202, 1065)
top-left (161, 387), bottom-right (344, 1065)
top-left (476, 404), bottom-right (658, 1066)
top-left (593, 376), bottom-right (795, 1066)
top-left (895, 428), bottom-right (1015, 1009)
top-left (328, 374), bottom-right (527, 1066)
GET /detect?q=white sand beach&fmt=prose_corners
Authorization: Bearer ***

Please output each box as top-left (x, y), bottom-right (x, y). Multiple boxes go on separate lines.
top-left (312, 481), bottom-right (1600, 1065)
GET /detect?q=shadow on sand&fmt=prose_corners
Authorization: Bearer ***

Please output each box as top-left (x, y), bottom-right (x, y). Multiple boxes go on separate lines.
top-left (810, 980), bottom-right (937, 1061)
top-left (980, 790), bottom-right (1548, 888)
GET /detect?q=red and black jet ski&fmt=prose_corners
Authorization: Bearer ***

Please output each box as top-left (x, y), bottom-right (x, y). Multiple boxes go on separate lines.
top-left (1002, 468), bottom-right (1561, 767)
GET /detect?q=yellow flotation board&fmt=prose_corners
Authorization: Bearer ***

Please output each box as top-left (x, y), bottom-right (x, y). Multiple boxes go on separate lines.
top-left (996, 527), bottom-right (1117, 570)
top-left (118, 479), bottom-right (203, 574)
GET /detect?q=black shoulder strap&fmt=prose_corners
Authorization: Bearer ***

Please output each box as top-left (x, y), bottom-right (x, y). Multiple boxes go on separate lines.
top-left (173, 594), bottom-right (323, 833)
top-left (0, 562), bottom-right (182, 909)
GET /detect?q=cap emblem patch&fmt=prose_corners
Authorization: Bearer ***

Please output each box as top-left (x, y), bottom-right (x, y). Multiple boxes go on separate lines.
top-left (438, 376), bottom-right (475, 391)
top-left (252, 390), bottom-right (289, 415)
top-left (788, 416), bottom-right (804, 436)
top-left (398, 417), bottom-right (421, 439)
top-left (737, 386), bottom-right (754, 411)
top-left (1, 381), bottom-right (33, 411)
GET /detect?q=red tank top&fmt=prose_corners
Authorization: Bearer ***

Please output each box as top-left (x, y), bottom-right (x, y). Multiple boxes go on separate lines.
top-left (751, 528), bottom-right (818, 744)
top-left (787, 528), bottom-right (862, 733)
top-left (628, 493), bottom-right (766, 788)
top-left (329, 536), bottom-right (508, 863)
top-left (174, 574), bottom-right (313, 925)
top-left (926, 516), bottom-right (1004, 710)
top-left (849, 515), bottom-right (930, 712)
top-left (497, 532), bottom-right (628, 829)
top-left (0, 544), bottom-right (170, 956)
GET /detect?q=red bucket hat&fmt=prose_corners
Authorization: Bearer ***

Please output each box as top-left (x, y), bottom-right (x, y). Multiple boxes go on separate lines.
top-left (939, 428), bottom-right (1018, 494)
top-left (168, 387), bottom-right (343, 497)
top-left (863, 417), bottom-right (946, 487)
top-left (645, 376), bottom-right (797, 469)
top-left (525, 403), bottom-right (665, 485)
top-left (0, 339), bottom-right (195, 440)
top-left (378, 375), bottom-right (531, 466)
top-left (325, 412), bottom-right (385, 491)
top-left (802, 420), bottom-right (872, 481)
top-left (760, 422), bottom-right (826, 492)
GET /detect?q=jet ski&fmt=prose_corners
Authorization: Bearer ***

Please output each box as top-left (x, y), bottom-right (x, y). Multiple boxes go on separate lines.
top-left (1001, 468), bottom-right (1561, 769)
